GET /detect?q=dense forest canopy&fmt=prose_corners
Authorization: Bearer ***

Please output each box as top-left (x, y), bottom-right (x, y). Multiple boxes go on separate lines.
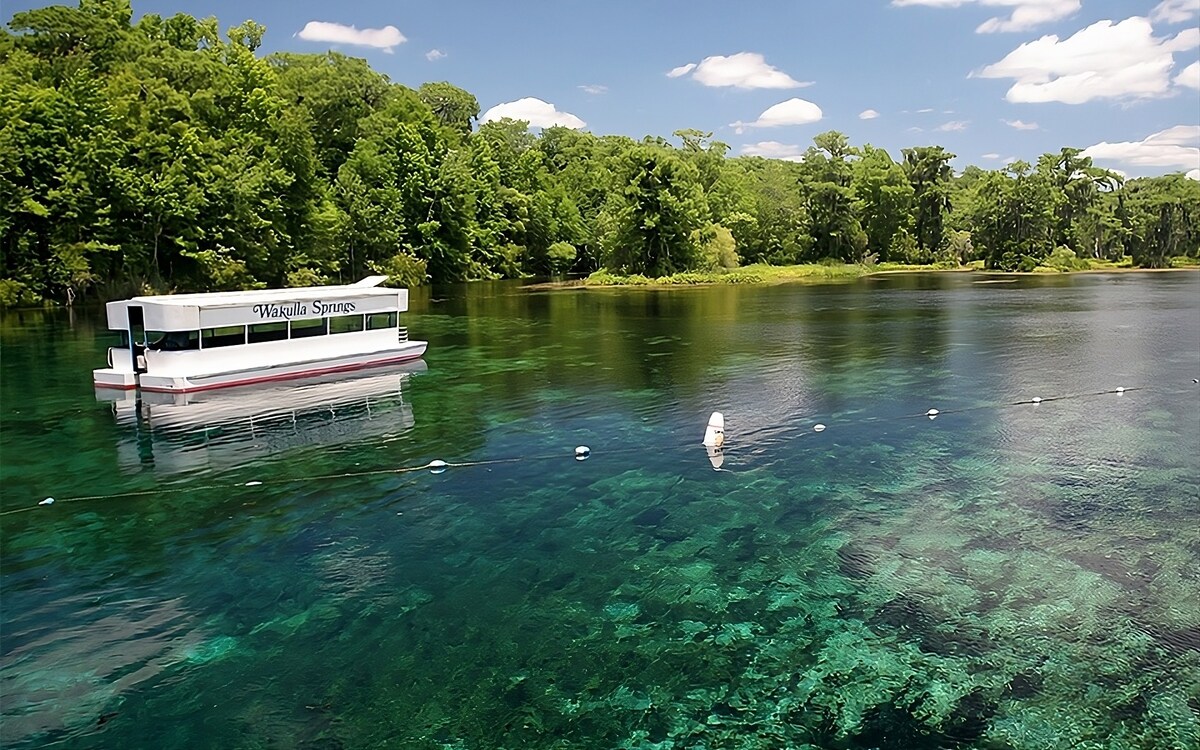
top-left (2, 0), bottom-right (1198, 306)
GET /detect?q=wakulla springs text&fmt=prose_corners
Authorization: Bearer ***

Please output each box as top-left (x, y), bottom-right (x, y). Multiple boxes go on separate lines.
top-left (252, 301), bottom-right (358, 320)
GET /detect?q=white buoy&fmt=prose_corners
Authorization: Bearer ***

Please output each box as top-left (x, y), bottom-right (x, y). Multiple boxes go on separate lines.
top-left (244, 480), bottom-right (263, 487)
top-left (926, 408), bottom-right (940, 419)
top-left (575, 446), bottom-right (591, 461)
top-left (428, 459), bottom-right (448, 474)
top-left (706, 445), bottom-right (725, 470)
top-left (1031, 397), bottom-right (1042, 404)
top-left (1115, 387), bottom-right (1125, 394)
top-left (703, 412), bottom-right (725, 448)
top-left (39, 497), bottom-right (55, 506)
top-left (814, 424), bottom-right (827, 432)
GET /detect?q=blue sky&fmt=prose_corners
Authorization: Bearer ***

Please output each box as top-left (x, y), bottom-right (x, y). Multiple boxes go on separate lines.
top-left (7, 0), bottom-right (1200, 177)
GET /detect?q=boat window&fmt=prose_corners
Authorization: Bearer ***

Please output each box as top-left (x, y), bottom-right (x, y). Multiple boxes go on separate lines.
top-left (329, 314), bottom-right (365, 334)
top-left (248, 321), bottom-right (289, 344)
top-left (147, 330), bottom-right (201, 351)
top-left (201, 326), bottom-right (246, 348)
top-left (290, 318), bottom-right (328, 338)
top-left (367, 312), bottom-right (398, 330)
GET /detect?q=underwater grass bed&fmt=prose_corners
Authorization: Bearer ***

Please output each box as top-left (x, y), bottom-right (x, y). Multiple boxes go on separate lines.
top-left (3, 274), bottom-right (1197, 750)
top-left (118, 421), bottom-right (1193, 750)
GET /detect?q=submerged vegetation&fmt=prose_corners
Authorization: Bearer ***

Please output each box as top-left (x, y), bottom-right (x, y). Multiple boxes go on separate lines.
top-left (5, 274), bottom-right (1198, 749)
top-left (2, 1), bottom-right (1199, 306)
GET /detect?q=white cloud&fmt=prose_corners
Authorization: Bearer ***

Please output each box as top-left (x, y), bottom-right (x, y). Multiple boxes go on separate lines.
top-left (296, 21), bottom-right (406, 52)
top-left (1004, 118), bottom-right (1040, 129)
top-left (917, 107), bottom-right (935, 113)
top-left (978, 0), bottom-right (1081, 33)
top-left (731, 98), bottom-right (823, 133)
top-left (977, 18), bottom-right (1200, 103)
top-left (859, 109), bottom-right (881, 119)
top-left (1176, 60), bottom-right (1200, 89)
top-left (578, 84), bottom-right (608, 95)
top-left (936, 120), bottom-right (970, 131)
top-left (891, 0), bottom-right (1081, 33)
top-left (480, 98), bottom-right (585, 129)
top-left (1081, 125), bottom-right (1200, 172)
top-left (1188, 168), bottom-right (1200, 180)
top-left (740, 141), bottom-right (806, 162)
top-left (1152, 0), bottom-right (1200, 24)
top-left (425, 49), bottom-right (446, 61)
top-left (982, 153), bottom-right (1003, 158)
top-left (668, 53), bottom-right (810, 89)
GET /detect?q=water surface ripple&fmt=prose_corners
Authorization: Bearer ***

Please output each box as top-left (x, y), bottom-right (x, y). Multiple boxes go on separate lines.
top-left (2, 272), bottom-right (1198, 749)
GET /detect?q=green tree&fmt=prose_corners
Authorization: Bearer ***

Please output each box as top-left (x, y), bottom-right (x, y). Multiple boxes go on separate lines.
top-left (801, 131), bottom-right (865, 262)
top-left (602, 144), bottom-right (707, 276)
top-left (971, 162), bottom-right (1057, 270)
top-left (269, 51), bottom-right (391, 178)
top-left (852, 145), bottom-right (914, 261)
top-left (724, 157), bottom-right (811, 265)
top-left (418, 81), bottom-right (479, 138)
top-left (1121, 174), bottom-right (1200, 267)
top-left (902, 145), bottom-right (955, 257)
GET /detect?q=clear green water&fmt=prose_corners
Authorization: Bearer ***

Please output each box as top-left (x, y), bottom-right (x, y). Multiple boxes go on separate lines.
top-left (2, 273), bottom-right (1198, 750)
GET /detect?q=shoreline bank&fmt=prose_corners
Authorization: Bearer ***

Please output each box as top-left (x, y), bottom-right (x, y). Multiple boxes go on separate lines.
top-left (551, 262), bottom-right (1200, 290)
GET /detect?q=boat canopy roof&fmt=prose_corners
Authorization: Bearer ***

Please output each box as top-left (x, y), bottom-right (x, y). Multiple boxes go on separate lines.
top-left (106, 277), bottom-right (409, 331)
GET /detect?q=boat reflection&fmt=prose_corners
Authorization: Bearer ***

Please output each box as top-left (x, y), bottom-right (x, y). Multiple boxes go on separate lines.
top-left (98, 361), bottom-right (426, 474)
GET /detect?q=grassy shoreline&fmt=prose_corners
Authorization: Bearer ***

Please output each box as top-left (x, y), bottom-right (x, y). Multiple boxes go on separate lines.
top-left (569, 259), bottom-right (1200, 288)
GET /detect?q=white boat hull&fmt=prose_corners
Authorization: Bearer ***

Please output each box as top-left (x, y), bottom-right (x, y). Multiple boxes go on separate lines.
top-left (95, 341), bottom-right (427, 393)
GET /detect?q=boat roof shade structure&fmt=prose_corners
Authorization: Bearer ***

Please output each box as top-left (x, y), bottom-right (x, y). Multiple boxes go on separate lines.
top-left (105, 278), bottom-right (408, 331)
top-left (124, 279), bottom-right (397, 310)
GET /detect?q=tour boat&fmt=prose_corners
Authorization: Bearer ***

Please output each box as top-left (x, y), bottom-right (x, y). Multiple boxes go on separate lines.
top-left (92, 276), bottom-right (427, 393)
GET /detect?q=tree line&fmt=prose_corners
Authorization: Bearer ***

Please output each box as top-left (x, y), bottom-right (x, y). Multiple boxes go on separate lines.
top-left (3, 0), bottom-right (1198, 306)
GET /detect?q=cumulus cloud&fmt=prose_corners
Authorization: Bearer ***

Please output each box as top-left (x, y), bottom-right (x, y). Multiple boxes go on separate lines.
top-left (1176, 60), bottom-right (1200, 89)
top-left (936, 120), bottom-right (970, 131)
top-left (667, 53), bottom-right (810, 89)
top-left (1004, 118), bottom-right (1040, 129)
top-left (859, 109), bottom-right (881, 119)
top-left (425, 49), bottom-right (446, 61)
top-left (480, 98), bottom-right (585, 129)
top-left (1152, 0), bottom-right (1200, 24)
top-left (578, 84), bottom-right (608, 95)
top-left (731, 98), bottom-right (823, 133)
top-left (891, 0), bottom-right (1081, 33)
top-left (1188, 168), bottom-right (1200, 180)
top-left (1081, 125), bottom-right (1200, 173)
top-left (740, 141), bottom-right (806, 161)
top-left (977, 18), bottom-right (1200, 103)
top-left (296, 21), bottom-right (406, 52)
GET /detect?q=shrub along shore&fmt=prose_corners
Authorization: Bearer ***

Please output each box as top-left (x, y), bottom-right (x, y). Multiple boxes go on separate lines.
top-left (575, 258), bottom-right (1200, 288)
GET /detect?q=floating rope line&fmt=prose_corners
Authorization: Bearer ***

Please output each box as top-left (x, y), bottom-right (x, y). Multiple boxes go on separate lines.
top-left (7, 383), bottom-right (1195, 516)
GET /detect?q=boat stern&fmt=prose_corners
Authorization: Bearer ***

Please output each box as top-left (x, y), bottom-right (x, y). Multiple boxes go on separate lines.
top-left (93, 367), bottom-right (138, 390)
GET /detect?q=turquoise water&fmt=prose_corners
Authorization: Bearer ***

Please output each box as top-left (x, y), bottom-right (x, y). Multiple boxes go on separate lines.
top-left (2, 273), bottom-right (1198, 749)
